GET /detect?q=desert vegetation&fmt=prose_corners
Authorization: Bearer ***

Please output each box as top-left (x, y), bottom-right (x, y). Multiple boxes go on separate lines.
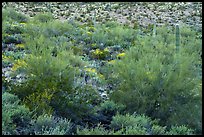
top-left (2, 2), bottom-right (202, 135)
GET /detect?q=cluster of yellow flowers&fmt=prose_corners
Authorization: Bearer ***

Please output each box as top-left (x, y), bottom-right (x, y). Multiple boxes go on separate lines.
top-left (91, 43), bottom-right (97, 47)
top-left (146, 71), bottom-right (155, 81)
top-left (89, 26), bottom-right (96, 32)
top-left (2, 54), bottom-right (9, 60)
top-left (117, 52), bottom-right (125, 58)
top-left (108, 60), bottom-right (116, 64)
top-left (11, 59), bottom-right (27, 71)
top-left (86, 31), bottom-right (92, 36)
top-left (103, 47), bottom-right (109, 52)
top-left (84, 67), bottom-right (105, 80)
top-left (94, 49), bottom-right (103, 55)
top-left (20, 22), bottom-right (26, 25)
top-left (93, 48), bottom-right (109, 56)
top-left (2, 54), bottom-right (13, 61)
top-left (16, 44), bottom-right (25, 48)
top-left (84, 68), bottom-right (97, 73)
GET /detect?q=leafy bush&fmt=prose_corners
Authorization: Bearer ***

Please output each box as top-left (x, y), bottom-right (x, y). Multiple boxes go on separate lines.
top-left (110, 113), bottom-right (152, 132)
top-left (31, 114), bottom-right (72, 135)
top-left (151, 125), bottom-right (166, 135)
top-left (32, 12), bottom-right (54, 23)
top-left (99, 100), bottom-right (126, 115)
top-left (51, 84), bottom-right (101, 123)
top-left (2, 7), bottom-right (28, 23)
top-left (167, 125), bottom-right (194, 135)
top-left (76, 124), bottom-right (111, 135)
top-left (91, 23), bottom-right (136, 48)
top-left (76, 124), bottom-right (123, 135)
top-left (92, 100), bottom-right (126, 129)
top-left (3, 22), bottom-right (25, 35)
top-left (107, 25), bottom-right (202, 133)
top-left (9, 19), bottom-right (101, 122)
top-left (2, 92), bottom-right (31, 135)
top-left (77, 113), bottom-right (194, 135)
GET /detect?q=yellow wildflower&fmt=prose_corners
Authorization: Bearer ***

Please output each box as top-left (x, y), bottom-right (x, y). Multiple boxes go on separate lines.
top-left (2, 54), bottom-right (13, 61)
top-left (108, 60), bottom-right (116, 64)
top-left (146, 71), bottom-right (155, 80)
top-left (98, 73), bottom-right (105, 79)
top-left (95, 49), bottom-right (103, 55)
top-left (89, 26), bottom-right (96, 31)
top-left (2, 54), bottom-right (8, 60)
top-left (20, 22), bottom-right (26, 25)
top-left (16, 44), bottom-right (25, 48)
top-left (91, 43), bottom-right (97, 47)
top-left (11, 24), bottom-right (19, 27)
top-left (146, 71), bottom-right (151, 75)
top-left (87, 31), bottom-right (92, 36)
top-left (11, 59), bottom-right (27, 71)
top-left (117, 52), bottom-right (125, 58)
top-left (85, 68), bottom-right (97, 73)
top-left (104, 47), bottom-right (109, 52)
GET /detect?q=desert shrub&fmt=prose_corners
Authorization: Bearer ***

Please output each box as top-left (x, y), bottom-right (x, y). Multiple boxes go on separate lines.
top-left (9, 22), bottom-right (100, 123)
top-left (151, 125), bottom-right (167, 135)
top-left (107, 25), bottom-right (202, 133)
top-left (110, 113), bottom-right (152, 132)
top-left (123, 126), bottom-right (147, 135)
top-left (51, 84), bottom-right (101, 123)
top-left (2, 92), bottom-right (31, 135)
top-left (32, 12), bottom-right (54, 23)
top-left (31, 114), bottom-right (72, 135)
top-left (25, 19), bottom-right (74, 39)
top-left (93, 100), bottom-right (126, 129)
top-left (76, 124), bottom-right (111, 135)
top-left (42, 20), bottom-right (74, 38)
top-left (3, 22), bottom-right (25, 35)
top-left (2, 7), bottom-right (28, 23)
top-left (99, 100), bottom-right (126, 115)
top-left (2, 33), bottom-right (24, 44)
top-left (77, 113), bottom-right (194, 135)
top-left (91, 22), bottom-right (136, 48)
top-left (76, 124), bottom-right (122, 135)
top-left (167, 125), bottom-right (194, 135)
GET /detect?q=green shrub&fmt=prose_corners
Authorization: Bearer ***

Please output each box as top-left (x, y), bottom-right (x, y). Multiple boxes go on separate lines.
top-left (51, 84), bottom-right (101, 123)
top-left (31, 114), bottom-right (72, 135)
top-left (110, 113), bottom-right (152, 132)
top-left (42, 20), bottom-right (74, 38)
top-left (167, 125), bottom-right (194, 135)
top-left (76, 124), bottom-right (122, 135)
top-left (76, 124), bottom-right (111, 135)
top-left (9, 20), bottom-right (100, 122)
top-left (99, 100), bottom-right (126, 115)
top-left (2, 92), bottom-right (31, 135)
top-left (2, 7), bottom-right (28, 23)
top-left (107, 25), bottom-right (202, 133)
top-left (32, 12), bottom-right (54, 23)
top-left (2, 33), bottom-right (24, 44)
top-left (151, 125), bottom-right (167, 135)
top-left (3, 22), bottom-right (25, 35)
top-left (91, 22), bottom-right (136, 48)
top-left (124, 126), bottom-right (147, 135)
top-left (77, 113), bottom-right (195, 135)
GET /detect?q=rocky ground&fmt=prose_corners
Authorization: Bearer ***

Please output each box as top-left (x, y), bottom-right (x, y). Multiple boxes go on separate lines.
top-left (2, 2), bottom-right (202, 31)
